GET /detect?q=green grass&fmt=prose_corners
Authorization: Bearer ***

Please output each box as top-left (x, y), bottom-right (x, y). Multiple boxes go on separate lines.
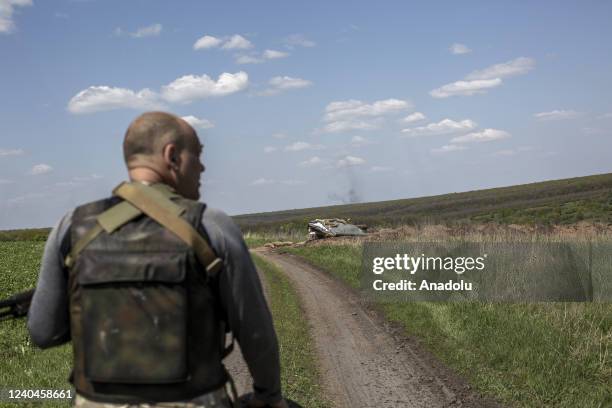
top-left (252, 254), bottom-right (329, 408)
top-left (234, 172), bottom-right (612, 234)
top-left (283, 244), bottom-right (612, 408)
top-left (0, 241), bottom-right (72, 407)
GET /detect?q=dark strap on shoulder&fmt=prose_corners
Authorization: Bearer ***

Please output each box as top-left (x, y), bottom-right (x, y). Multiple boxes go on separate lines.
top-left (113, 182), bottom-right (223, 277)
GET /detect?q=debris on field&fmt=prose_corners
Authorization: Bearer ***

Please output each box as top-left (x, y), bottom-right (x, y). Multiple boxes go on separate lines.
top-left (264, 241), bottom-right (294, 248)
top-left (308, 218), bottom-right (367, 240)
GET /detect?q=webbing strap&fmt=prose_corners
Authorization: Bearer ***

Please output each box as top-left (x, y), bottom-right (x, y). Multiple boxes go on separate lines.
top-left (113, 182), bottom-right (223, 277)
top-left (97, 200), bottom-right (143, 234)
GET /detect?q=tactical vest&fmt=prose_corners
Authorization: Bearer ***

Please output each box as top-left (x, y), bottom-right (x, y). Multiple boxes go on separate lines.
top-left (66, 182), bottom-right (229, 403)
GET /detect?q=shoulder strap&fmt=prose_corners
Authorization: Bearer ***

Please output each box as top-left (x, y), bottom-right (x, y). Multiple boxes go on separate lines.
top-left (113, 182), bottom-right (223, 277)
top-left (64, 200), bottom-right (144, 269)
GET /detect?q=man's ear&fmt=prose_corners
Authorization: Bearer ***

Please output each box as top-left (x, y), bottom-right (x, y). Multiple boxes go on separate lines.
top-left (162, 143), bottom-right (179, 169)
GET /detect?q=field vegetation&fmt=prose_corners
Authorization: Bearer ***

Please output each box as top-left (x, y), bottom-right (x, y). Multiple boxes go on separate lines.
top-left (235, 172), bottom-right (612, 235)
top-left (252, 254), bottom-right (329, 408)
top-left (280, 226), bottom-right (612, 407)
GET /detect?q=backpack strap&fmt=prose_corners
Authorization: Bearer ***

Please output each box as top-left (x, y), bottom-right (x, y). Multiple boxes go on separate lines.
top-left (113, 181), bottom-right (223, 277)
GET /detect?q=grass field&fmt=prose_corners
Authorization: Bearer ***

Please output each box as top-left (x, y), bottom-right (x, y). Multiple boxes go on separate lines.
top-left (5, 172), bottom-right (612, 243)
top-left (252, 254), bottom-right (329, 408)
top-left (0, 241), bottom-right (72, 407)
top-left (282, 242), bottom-right (612, 408)
top-left (234, 172), bottom-right (612, 234)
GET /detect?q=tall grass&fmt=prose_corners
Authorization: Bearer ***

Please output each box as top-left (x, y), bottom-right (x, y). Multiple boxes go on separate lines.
top-left (281, 226), bottom-right (612, 408)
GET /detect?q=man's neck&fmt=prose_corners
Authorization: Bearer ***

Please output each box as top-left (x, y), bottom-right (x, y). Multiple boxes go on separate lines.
top-left (128, 166), bottom-right (166, 185)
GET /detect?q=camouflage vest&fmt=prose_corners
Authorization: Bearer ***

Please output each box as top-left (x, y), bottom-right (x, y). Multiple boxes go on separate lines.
top-left (66, 182), bottom-right (228, 403)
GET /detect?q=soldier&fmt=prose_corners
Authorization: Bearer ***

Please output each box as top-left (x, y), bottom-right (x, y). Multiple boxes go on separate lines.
top-left (27, 112), bottom-right (289, 408)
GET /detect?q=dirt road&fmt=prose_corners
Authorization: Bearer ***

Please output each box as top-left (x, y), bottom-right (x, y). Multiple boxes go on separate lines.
top-left (253, 248), bottom-right (499, 408)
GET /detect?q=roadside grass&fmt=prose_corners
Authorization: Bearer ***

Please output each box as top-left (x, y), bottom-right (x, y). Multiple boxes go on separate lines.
top-left (252, 254), bottom-right (329, 408)
top-left (0, 241), bottom-right (72, 407)
top-left (283, 242), bottom-right (612, 408)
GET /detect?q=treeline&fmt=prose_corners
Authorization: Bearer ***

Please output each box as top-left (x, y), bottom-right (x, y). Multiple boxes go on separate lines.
top-left (0, 228), bottom-right (51, 241)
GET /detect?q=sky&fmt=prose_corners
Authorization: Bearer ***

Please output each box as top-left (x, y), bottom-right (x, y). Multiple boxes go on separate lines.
top-left (1, 0), bottom-right (611, 229)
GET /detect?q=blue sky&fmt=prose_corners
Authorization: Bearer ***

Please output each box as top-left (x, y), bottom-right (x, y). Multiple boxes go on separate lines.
top-left (1, 0), bottom-right (611, 229)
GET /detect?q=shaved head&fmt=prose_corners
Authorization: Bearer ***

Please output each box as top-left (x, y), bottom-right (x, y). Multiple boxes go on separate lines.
top-left (123, 111), bottom-right (205, 200)
top-left (123, 111), bottom-right (197, 167)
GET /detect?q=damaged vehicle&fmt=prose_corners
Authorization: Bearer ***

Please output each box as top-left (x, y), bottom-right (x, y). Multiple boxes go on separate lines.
top-left (307, 218), bottom-right (367, 240)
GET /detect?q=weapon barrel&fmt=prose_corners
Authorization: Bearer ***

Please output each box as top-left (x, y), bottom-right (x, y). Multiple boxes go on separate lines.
top-left (0, 288), bottom-right (35, 317)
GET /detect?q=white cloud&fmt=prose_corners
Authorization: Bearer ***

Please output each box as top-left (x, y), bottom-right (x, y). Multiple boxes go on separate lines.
top-left (263, 146), bottom-right (278, 153)
top-left (323, 120), bottom-right (381, 133)
top-left (222, 34), bottom-right (253, 50)
top-left (236, 49), bottom-right (290, 64)
top-left (181, 115), bottom-right (215, 130)
top-left (67, 86), bottom-right (160, 114)
top-left (193, 35), bottom-right (222, 50)
top-left (430, 79), bottom-right (502, 98)
top-left (130, 23), bottom-right (162, 38)
top-left (263, 49), bottom-right (289, 59)
top-left (272, 132), bottom-right (287, 139)
top-left (193, 34), bottom-right (252, 51)
top-left (250, 178), bottom-right (275, 186)
top-left (450, 43), bottom-right (471, 55)
top-left (54, 12), bottom-right (68, 19)
top-left (324, 99), bottom-right (412, 122)
top-left (321, 98), bottom-right (411, 133)
top-left (466, 57), bottom-right (535, 80)
top-left (0, 148), bottom-right (24, 156)
top-left (430, 57), bottom-right (535, 98)
top-left (69, 72), bottom-right (248, 114)
top-left (29, 163), bottom-right (53, 175)
top-left (284, 34), bottom-right (316, 48)
top-left (161, 71), bottom-right (249, 103)
top-left (533, 110), bottom-right (581, 121)
top-left (370, 166), bottom-right (392, 172)
top-left (269, 76), bottom-right (312, 90)
top-left (73, 174), bottom-right (103, 182)
top-left (284, 141), bottom-right (324, 152)
top-left (599, 113), bottom-right (612, 119)
top-left (336, 155), bottom-right (366, 168)
top-left (260, 76), bottom-right (312, 96)
top-left (401, 112), bottom-right (426, 123)
top-left (235, 54), bottom-right (263, 64)
top-left (0, 0), bottom-right (32, 34)
top-left (351, 135), bottom-right (373, 147)
top-left (0, 179), bottom-right (14, 184)
top-left (431, 145), bottom-right (467, 154)
top-left (450, 128), bottom-right (511, 144)
top-left (401, 118), bottom-right (477, 137)
top-left (299, 156), bottom-right (322, 167)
